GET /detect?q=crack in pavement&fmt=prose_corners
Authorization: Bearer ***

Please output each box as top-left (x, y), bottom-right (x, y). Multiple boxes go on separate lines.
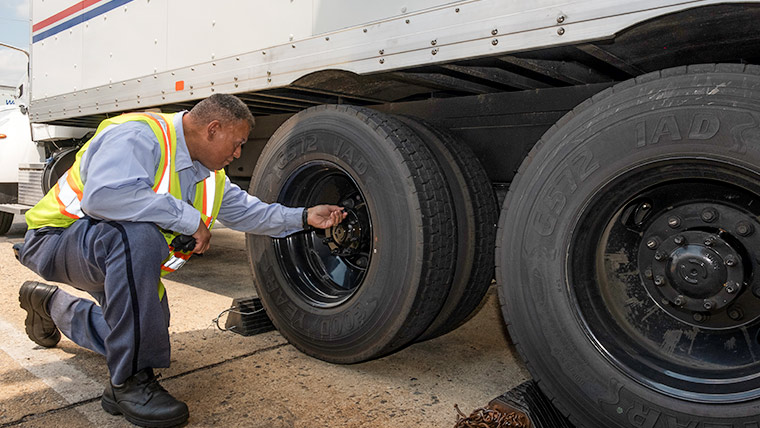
top-left (0, 342), bottom-right (290, 427)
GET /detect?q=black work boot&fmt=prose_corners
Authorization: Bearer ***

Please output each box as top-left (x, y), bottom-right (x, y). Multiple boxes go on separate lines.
top-left (101, 368), bottom-right (189, 427)
top-left (18, 281), bottom-right (61, 348)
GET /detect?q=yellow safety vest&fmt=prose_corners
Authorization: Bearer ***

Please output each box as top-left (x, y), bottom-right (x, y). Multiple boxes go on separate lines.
top-left (25, 112), bottom-right (226, 298)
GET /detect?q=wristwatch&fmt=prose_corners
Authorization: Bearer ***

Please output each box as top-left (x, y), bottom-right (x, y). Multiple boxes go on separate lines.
top-left (302, 207), bottom-right (311, 230)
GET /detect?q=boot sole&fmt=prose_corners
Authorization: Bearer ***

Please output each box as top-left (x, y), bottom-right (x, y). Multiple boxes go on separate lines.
top-left (18, 283), bottom-right (60, 348)
top-left (101, 394), bottom-right (189, 428)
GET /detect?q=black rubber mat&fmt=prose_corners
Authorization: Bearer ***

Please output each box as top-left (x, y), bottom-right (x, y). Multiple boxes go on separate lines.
top-left (490, 380), bottom-right (575, 428)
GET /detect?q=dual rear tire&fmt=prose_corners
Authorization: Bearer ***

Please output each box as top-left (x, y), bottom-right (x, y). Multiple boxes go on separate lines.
top-left (247, 105), bottom-right (496, 362)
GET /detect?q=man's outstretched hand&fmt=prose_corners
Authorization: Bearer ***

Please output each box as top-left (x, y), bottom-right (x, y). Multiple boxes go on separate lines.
top-left (307, 205), bottom-right (347, 229)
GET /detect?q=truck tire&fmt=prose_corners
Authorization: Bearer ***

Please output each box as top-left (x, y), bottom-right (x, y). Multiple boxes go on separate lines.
top-left (0, 212), bottom-right (12, 236)
top-left (497, 64), bottom-right (760, 427)
top-left (42, 147), bottom-right (78, 193)
top-left (397, 116), bottom-right (498, 340)
top-left (247, 105), bottom-right (456, 363)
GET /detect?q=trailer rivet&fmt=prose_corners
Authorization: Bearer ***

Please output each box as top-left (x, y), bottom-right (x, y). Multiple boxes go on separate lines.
top-left (325, 37), bottom-right (330, 41)
top-left (379, 58), bottom-right (385, 64)
top-left (491, 29), bottom-right (498, 36)
top-left (431, 48), bottom-right (438, 55)
top-left (363, 28), bottom-right (368, 33)
top-left (455, 8), bottom-right (460, 12)
top-left (379, 49), bottom-right (384, 55)
top-left (405, 19), bottom-right (410, 24)
top-left (557, 27), bottom-right (565, 35)
top-left (431, 39), bottom-right (437, 46)
top-left (557, 15), bottom-right (566, 23)
top-left (492, 38), bottom-right (498, 46)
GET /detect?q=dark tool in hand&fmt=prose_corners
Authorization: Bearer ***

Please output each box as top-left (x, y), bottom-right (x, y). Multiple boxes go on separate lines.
top-left (170, 234), bottom-right (196, 252)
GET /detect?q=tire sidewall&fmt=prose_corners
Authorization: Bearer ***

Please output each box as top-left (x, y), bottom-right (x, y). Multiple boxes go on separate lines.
top-left (500, 70), bottom-right (760, 426)
top-left (248, 107), bottom-right (425, 362)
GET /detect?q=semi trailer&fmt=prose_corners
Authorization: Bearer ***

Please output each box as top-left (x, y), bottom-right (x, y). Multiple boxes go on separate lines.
top-left (3, 1), bottom-right (760, 426)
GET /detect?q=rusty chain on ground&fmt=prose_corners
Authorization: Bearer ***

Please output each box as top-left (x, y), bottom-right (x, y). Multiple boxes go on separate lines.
top-left (453, 404), bottom-right (529, 428)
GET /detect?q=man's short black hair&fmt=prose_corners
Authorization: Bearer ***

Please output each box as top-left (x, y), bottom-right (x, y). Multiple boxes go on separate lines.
top-left (189, 93), bottom-right (255, 129)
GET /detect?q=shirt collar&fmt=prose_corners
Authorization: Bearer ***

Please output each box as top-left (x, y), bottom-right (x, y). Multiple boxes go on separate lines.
top-left (174, 111), bottom-right (212, 181)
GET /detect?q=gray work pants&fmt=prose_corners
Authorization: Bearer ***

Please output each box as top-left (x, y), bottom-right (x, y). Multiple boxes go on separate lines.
top-left (19, 217), bottom-right (171, 385)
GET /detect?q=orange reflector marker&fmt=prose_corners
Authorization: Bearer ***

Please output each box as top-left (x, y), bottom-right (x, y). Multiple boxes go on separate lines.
top-left (0, 134), bottom-right (6, 139)
top-left (175, 81), bottom-right (185, 91)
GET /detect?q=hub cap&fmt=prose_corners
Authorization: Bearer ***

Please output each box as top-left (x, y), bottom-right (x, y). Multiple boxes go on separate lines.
top-left (570, 160), bottom-right (760, 403)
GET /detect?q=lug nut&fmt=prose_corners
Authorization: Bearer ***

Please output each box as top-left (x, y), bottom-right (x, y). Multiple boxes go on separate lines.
top-left (703, 300), bottom-right (714, 310)
top-left (693, 313), bottom-right (705, 322)
top-left (674, 235), bottom-right (685, 245)
top-left (728, 308), bottom-right (743, 320)
top-left (725, 256), bottom-right (736, 267)
top-left (667, 216), bottom-right (681, 228)
top-left (701, 209), bottom-right (718, 223)
top-left (704, 236), bottom-right (715, 246)
top-left (654, 251), bottom-right (667, 261)
top-left (726, 283), bottom-right (737, 294)
top-left (654, 275), bottom-right (665, 286)
top-left (644, 267), bottom-right (653, 279)
top-left (674, 295), bottom-right (685, 306)
top-left (646, 238), bottom-right (659, 249)
top-left (737, 221), bottom-right (754, 237)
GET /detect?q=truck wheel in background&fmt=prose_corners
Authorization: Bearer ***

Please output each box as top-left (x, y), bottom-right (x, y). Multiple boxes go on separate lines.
top-left (246, 105), bottom-right (456, 363)
top-left (497, 64), bottom-right (760, 427)
top-left (397, 116), bottom-right (498, 341)
top-left (42, 146), bottom-right (78, 193)
top-left (0, 212), bottom-right (12, 235)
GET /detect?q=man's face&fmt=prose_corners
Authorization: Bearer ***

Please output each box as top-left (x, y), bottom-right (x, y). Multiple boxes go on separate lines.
top-left (200, 119), bottom-right (250, 171)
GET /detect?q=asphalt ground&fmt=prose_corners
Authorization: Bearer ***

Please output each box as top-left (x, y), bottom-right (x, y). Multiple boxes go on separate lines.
top-left (0, 215), bottom-right (530, 428)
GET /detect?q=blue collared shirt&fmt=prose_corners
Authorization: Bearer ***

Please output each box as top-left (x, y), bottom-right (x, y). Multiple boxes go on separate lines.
top-left (78, 112), bottom-right (303, 237)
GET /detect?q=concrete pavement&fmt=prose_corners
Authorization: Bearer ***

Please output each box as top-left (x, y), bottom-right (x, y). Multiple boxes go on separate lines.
top-left (0, 215), bottom-right (529, 428)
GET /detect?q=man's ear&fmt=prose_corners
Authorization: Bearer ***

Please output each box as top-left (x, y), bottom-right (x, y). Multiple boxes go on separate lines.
top-left (207, 120), bottom-right (221, 139)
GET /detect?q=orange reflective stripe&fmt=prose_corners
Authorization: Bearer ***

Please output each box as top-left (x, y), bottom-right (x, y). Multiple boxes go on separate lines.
top-left (54, 184), bottom-right (79, 219)
top-left (132, 113), bottom-right (171, 193)
top-left (65, 168), bottom-right (83, 200)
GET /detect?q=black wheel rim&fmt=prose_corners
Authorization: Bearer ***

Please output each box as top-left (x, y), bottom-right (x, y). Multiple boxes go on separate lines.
top-left (274, 161), bottom-right (372, 308)
top-left (571, 158), bottom-right (760, 403)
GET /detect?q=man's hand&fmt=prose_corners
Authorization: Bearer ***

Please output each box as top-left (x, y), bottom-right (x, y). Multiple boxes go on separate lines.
top-left (307, 205), bottom-right (347, 229)
top-left (192, 219), bottom-right (211, 254)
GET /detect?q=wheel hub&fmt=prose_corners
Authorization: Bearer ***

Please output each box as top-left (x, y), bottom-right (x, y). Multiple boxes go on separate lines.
top-left (325, 209), bottom-right (363, 256)
top-left (638, 202), bottom-right (757, 328)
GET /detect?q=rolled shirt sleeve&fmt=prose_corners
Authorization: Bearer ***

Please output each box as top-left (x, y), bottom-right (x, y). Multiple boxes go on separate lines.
top-left (217, 178), bottom-right (303, 238)
top-left (79, 122), bottom-right (201, 235)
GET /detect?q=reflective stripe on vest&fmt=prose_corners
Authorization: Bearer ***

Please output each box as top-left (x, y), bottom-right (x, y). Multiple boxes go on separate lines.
top-left (159, 171), bottom-right (220, 275)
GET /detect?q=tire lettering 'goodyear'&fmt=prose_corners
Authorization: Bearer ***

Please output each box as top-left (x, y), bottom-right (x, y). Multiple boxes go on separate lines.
top-left (260, 256), bottom-right (377, 340)
top-left (531, 148), bottom-right (599, 236)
